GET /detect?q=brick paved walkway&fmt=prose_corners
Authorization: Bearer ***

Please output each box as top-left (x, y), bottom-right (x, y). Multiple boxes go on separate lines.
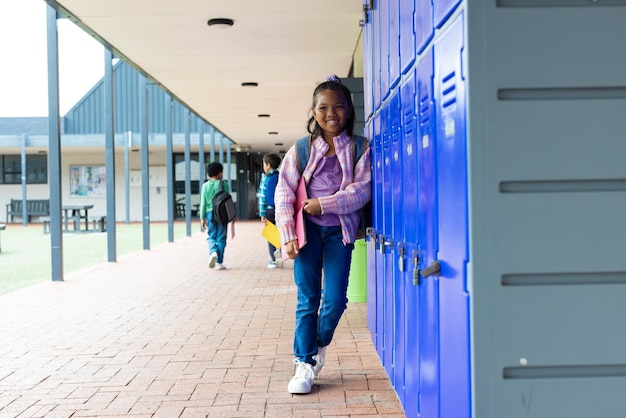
top-left (0, 221), bottom-right (405, 417)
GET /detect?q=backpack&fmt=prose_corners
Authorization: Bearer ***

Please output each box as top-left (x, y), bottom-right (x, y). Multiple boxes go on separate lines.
top-left (295, 135), bottom-right (371, 237)
top-left (212, 181), bottom-right (236, 225)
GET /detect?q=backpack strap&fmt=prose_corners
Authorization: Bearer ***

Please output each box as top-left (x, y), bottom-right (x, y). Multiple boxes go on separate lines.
top-left (295, 135), bottom-right (311, 175)
top-left (296, 134), bottom-right (367, 175)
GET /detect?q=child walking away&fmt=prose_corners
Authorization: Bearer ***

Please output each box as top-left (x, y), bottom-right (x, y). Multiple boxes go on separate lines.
top-left (258, 153), bottom-right (283, 268)
top-left (275, 75), bottom-right (371, 394)
top-left (199, 162), bottom-right (235, 270)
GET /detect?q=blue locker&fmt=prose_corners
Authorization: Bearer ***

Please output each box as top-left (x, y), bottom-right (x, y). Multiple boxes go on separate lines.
top-left (400, 70), bottom-right (420, 418)
top-left (416, 0), bottom-right (434, 53)
top-left (363, 7), bottom-right (373, 119)
top-left (390, 91), bottom-right (404, 401)
top-left (373, 3), bottom-right (381, 111)
top-left (399, 0), bottom-right (415, 74)
top-left (434, 13), bottom-right (470, 418)
top-left (417, 47), bottom-right (440, 418)
top-left (380, 0), bottom-right (390, 101)
top-left (388, 0), bottom-right (400, 88)
top-left (434, 0), bottom-right (461, 29)
top-left (366, 121), bottom-right (376, 341)
top-left (381, 103), bottom-right (394, 380)
top-left (373, 112), bottom-right (384, 355)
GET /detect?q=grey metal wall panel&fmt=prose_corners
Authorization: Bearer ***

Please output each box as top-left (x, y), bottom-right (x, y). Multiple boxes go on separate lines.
top-left (63, 61), bottom-right (214, 136)
top-left (469, 2), bottom-right (626, 417)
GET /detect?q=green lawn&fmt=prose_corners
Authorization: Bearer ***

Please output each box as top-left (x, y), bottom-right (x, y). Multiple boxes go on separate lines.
top-left (0, 221), bottom-right (193, 295)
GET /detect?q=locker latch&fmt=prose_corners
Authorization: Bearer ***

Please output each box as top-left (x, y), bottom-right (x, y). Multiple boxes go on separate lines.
top-left (420, 260), bottom-right (441, 279)
top-left (379, 234), bottom-right (385, 254)
top-left (412, 250), bottom-right (420, 285)
top-left (366, 227), bottom-right (377, 246)
top-left (397, 243), bottom-right (406, 272)
top-left (380, 236), bottom-right (394, 255)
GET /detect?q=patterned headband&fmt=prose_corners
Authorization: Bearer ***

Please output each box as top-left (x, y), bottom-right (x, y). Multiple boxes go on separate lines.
top-left (325, 74), bottom-right (340, 83)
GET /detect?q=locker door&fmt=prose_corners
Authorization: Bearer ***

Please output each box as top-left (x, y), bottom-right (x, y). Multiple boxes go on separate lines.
top-left (363, 4), bottom-right (373, 119)
top-left (389, 0), bottom-right (400, 88)
top-left (380, 0), bottom-right (390, 101)
top-left (373, 112), bottom-right (384, 355)
top-left (434, 13), bottom-right (470, 418)
top-left (434, 0), bottom-right (461, 29)
top-left (416, 0), bottom-right (434, 53)
top-left (373, 2), bottom-right (381, 110)
top-left (401, 70), bottom-right (420, 418)
top-left (399, 0), bottom-right (415, 74)
top-left (390, 91), bottom-right (404, 401)
top-left (381, 103), bottom-right (394, 380)
top-left (417, 47), bottom-right (440, 418)
top-left (366, 121), bottom-right (376, 340)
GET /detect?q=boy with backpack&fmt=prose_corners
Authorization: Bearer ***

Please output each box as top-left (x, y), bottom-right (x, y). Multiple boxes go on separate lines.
top-left (200, 162), bottom-right (235, 270)
top-left (258, 153), bottom-right (282, 268)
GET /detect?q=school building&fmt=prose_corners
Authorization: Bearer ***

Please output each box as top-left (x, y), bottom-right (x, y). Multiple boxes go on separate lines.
top-left (2, 1), bottom-right (626, 417)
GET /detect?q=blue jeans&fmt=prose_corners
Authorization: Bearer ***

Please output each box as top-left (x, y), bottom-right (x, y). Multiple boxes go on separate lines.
top-left (293, 219), bottom-right (354, 365)
top-left (206, 212), bottom-right (227, 264)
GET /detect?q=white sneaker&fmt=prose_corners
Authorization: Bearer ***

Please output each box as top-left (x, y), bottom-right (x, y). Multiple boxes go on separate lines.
top-left (267, 260), bottom-right (278, 269)
top-left (273, 250), bottom-right (283, 268)
top-left (313, 346), bottom-right (326, 378)
top-left (208, 252), bottom-right (218, 269)
top-left (288, 360), bottom-right (315, 394)
top-left (215, 263), bottom-right (226, 270)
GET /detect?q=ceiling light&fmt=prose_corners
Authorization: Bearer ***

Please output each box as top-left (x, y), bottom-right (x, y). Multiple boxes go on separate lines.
top-left (268, 131), bottom-right (278, 135)
top-left (258, 114), bottom-right (270, 118)
top-left (207, 18), bottom-right (234, 28)
top-left (241, 82), bottom-right (258, 87)
top-left (274, 142), bottom-right (283, 146)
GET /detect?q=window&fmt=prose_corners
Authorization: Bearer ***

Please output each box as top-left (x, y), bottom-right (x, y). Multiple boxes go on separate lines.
top-left (0, 154), bottom-right (48, 185)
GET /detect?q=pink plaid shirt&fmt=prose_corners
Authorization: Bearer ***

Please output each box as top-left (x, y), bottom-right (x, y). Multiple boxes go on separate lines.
top-left (275, 131), bottom-right (371, 245)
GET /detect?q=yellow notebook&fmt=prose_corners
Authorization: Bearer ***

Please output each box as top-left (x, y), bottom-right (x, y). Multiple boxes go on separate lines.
top-left (261, 221), bottom-right (281, 249)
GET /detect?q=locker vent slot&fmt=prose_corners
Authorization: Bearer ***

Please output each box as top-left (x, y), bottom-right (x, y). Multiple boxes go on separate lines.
top-left (498, 87), bottom-right (626, 101)
top-left (503, 364), bottom-right (626, 379)
top-left (502, 271), bottom-right (626, 286)
top-left (441, 72), bottom-right (457, 108)
top-left (419, 94), bottom-right (431, 125)
top-left (499, 179), bottom-right (626, 193)
top-left (497, 0), bottom-right (626, 7)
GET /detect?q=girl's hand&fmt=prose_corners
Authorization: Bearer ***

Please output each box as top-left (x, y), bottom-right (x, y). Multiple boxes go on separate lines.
top-left (284, 240), bottom-right (300, 259)
top-left (302, 198), bottom-right (322, 215)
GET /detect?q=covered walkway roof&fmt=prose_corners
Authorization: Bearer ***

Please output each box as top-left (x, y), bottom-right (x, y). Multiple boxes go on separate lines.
top-left (45, 0), bottom-right (365, 153)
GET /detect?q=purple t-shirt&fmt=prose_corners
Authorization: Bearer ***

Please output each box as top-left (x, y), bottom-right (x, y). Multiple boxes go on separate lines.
top-left (307, 155), bottom-right (342, 226)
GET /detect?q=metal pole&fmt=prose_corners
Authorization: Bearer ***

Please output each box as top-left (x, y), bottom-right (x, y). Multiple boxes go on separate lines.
top-left (210, 128), bottom-right (215, 163)
top-left (140, 77), bottom-right (150, 250)
top-left (20, 135), bottom-right (27, 226)
top-left (104, 47), bottom-right (117, 262)
top-left (125, 131), bottom-right (131, 224)
top-left (184, 109), bottom-right (191, 236)
top-left (198, 124), bottom-right (205, 232)
top-left (166, 96), bottom-right (174, 242)
top-left (46, 5), bottom-right (63, 281)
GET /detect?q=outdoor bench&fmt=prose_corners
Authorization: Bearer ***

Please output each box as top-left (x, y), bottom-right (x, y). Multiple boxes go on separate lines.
top-left (5, 199), bottom-right (50, 223)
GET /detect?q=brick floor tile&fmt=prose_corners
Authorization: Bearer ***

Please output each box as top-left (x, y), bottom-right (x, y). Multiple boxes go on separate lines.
top-left (0, 221), bottom-right (405, 417)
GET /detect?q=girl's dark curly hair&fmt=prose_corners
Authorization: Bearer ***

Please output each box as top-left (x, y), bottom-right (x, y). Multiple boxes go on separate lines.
top-left (306, 76), bottom-right (355, 138)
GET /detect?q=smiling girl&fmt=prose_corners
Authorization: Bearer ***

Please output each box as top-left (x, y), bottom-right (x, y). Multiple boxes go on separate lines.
top-left (275, 75), bottom-right (372, 394)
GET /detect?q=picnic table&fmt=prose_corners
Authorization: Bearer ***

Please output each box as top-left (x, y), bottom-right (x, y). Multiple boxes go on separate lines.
top-left (63, 205), bottom-right (94, 232)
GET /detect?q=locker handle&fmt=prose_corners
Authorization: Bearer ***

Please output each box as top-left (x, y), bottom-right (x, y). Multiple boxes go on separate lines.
top-left (366, 227), bottom-right (377, 245)
top-left (420, 260), bottom-right (440, 278)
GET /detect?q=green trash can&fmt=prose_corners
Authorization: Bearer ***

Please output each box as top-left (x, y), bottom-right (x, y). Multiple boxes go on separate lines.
top-left (347, 238), bottom-right (367, 303)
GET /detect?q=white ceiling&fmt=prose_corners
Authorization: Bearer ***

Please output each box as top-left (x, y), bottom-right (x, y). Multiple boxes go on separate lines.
top-left (46, 0), bottom-right (364, 154)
